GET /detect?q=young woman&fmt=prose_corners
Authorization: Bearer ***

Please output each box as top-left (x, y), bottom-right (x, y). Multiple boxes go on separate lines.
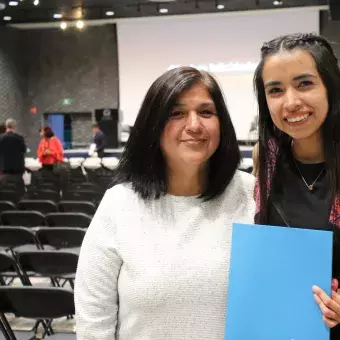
top-left (75, 67), bottom-right (255, 340)
top-left (254, 33), bottom-right (340, 337)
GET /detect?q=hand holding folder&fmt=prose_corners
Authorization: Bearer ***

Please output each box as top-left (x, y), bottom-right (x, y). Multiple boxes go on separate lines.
top-left (225, 223), bottom-right (334, 340)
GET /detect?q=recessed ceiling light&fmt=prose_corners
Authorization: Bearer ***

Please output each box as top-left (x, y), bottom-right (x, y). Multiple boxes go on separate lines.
top-left (0, 2), bottom-right (5, 10)
top-left (3, 16), bottom-right (11, 21)
top-left (273, 0), bottom-right (283, 5)
top-left (9, 1), bottom-right (19, 6)
top-left (159, 8), bottom-right (168, 14)
top-left (106, 11), bottom-right (114, 16)
top-left (76, 20), bottom-right (85, 29)
top-left (60, 22), bottom-right (67, 30)
top-left (33, 0), bottom-right (39, 5)
top-left (53, 13), bottom-right (62, 19)
top-left (217, 4), bottom-right (225, 10)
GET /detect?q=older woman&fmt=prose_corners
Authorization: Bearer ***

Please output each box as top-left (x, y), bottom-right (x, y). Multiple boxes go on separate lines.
top-left (75, 67), bottom-right (255, 340)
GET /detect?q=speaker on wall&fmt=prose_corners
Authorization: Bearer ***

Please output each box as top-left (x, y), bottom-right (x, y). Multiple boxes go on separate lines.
top-left (95, 108), bottom-right (119, 148)
top-left (330, 0), bottom-right (340, 21)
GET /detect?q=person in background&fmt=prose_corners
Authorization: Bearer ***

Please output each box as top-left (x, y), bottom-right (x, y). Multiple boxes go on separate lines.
top-left (0, 118), bottom-right (26, 195)
top-left (92, 123), bottom-right (106, 158)
top-left (37, 126), bottom-right (64, 171)
top-left (75, 67), bottom-right (255, 340)
top-left (0, 123), bottom-right (6, 135)
top-left (253, 33), bottom-right (340, 338)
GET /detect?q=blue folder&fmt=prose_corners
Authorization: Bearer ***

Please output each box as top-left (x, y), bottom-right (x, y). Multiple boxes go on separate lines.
top-left (225, 223), bottom-right (333, 340)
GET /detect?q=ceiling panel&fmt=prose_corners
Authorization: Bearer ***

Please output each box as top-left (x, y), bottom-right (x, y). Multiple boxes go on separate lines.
top-left (0, 0), bottom-right (328, 24)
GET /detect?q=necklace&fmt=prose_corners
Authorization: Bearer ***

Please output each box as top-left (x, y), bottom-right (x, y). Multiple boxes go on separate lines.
top-left (293, 158), bottom-right (324, 191)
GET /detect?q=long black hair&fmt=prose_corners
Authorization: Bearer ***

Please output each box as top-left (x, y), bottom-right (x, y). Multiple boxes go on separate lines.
top-left (254, 33), bottom-right (340, 224)
top-left (113, 66), bottom-right (241, 200)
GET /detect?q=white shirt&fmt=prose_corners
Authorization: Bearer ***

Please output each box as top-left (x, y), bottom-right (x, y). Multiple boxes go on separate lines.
top-left (75, 171), bottom-right (255, 340)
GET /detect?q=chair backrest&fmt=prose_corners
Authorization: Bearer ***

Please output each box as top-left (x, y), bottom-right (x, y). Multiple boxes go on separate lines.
top-left (0, 227), bottom-right (39, 250)
top-left (0, 211), bottom-right (45, 227)
top-left (0, 201), bottom-right (16, 213)
top-left (18, 200), bottom-right (58, 214)
top-left (36, 227), bottom-right (86, 249)
top-left (62, 190), bottom-right (103, 205)
top-left (18, 251), bottom-right (79, 277)
top-left (0, 286), bottom-right (75, 318)
top-left (45, 212), bottom-right (91, 228)
top-left (59, 200), bottom-right (96, 215)
top-left (0, 191), bottom-right (21, 204)
top-left (0, 253), bottom-right (26, 285)
top-left (26, 189), bottom-right (60, 203)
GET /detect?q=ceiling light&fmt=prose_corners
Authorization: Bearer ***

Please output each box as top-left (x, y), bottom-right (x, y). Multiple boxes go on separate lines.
top-left (159, 8), bottom-right (168, 14)
top-left (9, 1), bottom-right (18, 6)
top-left (53, 13), bottom-right (62, 19)
top-left (33, 0), bottom-right (39, 5)
top-left (0, 1), bottom-right (5, 10)
top-left (3, 16), bottom-right (11, 21)
top-left (217, 4), bottom-right (225, 10)
top-left (106, 11), bottom-right (114, 16)
top-left (76, 20), bottom-right (84, 29)
top-left (60, 22), bottom-right (67, 30)
top-left (273, 0), bottom-right (283, 5)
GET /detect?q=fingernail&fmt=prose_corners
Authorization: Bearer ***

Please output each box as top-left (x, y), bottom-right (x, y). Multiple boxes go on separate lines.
top-left (312, 285), bottom-right (317, 292)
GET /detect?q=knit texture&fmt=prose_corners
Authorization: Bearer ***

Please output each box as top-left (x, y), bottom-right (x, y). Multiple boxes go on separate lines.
top-left (75, 171), bottom-right (255, 340)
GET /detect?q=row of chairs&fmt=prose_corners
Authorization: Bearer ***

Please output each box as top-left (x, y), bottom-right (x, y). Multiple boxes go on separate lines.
top-left (0, 187), bottom-right (104, 205)
top-left (0, 211), bottom-right (91, 228)
top-left (1, 250), bottom-right (78, 288)
top-left (0, 200), bottom-right (96, 216)
top-left (0, 226), bottom-right (85, 253)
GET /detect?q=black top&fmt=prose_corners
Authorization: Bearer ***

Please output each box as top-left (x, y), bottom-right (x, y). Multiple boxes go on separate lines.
top-left (266, 155), bottom-right (340, 338)
top-left (0, 131), bottom-right (26, 175)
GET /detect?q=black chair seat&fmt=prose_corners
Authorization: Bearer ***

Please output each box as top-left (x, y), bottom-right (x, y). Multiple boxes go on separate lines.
top-left (26, 189), bottom-right (60, 203)
top-left (36, 227), bottom-right (86, 250)
top-left (0, 201), bottom-right (16, 213)
top-left (59, 200), bottom-right (96, 215)
top-left (18, 200), bottom-right (58, 214)
top-left (0, 227), bottom-right (40, 252)
top-left (45, 212), bottom-right (91, 228)
top-left (0, 286), bottom-right (75, 319)
top-left (0, 211), bottom-right (45, 227)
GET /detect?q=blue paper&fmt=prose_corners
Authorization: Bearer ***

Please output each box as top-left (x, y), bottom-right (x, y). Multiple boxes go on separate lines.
top-left (225, 223), bottom-right (333, 340)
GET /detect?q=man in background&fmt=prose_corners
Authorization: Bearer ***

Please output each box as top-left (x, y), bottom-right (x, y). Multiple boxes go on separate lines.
top-left (92, 123), bottom-right (106, 158)
top-left (0, 118), bottom-right (26, 195)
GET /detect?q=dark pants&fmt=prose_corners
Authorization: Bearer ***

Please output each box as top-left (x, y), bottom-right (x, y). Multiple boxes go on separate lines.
top-left (0, 173), bottom-right (25, 198)
top-left (97, 149), bottom-right (105, 158)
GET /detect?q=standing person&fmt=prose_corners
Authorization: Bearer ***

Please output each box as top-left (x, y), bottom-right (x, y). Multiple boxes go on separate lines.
top-left (37, 126), bottom-right (64, 171)
top-left (253, 33), bottom-right (340, 337)
top-left (0, 118), bottom-right (26, 195)
top-left (91, 123), bottom-right (106, 158)
top-left (75, 67), bottom-right (255, 340)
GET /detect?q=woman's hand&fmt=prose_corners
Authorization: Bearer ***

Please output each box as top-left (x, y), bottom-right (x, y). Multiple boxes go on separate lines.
top-left (44, 149), bottom-right (51, 155)
top-left (313, 279), bottom-right (340, 328)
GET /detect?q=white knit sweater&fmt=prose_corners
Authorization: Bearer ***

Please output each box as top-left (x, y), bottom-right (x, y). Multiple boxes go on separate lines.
top-left (75, 171), bottom-right (255, 340)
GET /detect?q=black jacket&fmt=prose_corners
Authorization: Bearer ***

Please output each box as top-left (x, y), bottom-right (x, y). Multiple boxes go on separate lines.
top-left (0, 131), bottom-right (26, 174)
top-left (94, 130), bottom-right (106, 155)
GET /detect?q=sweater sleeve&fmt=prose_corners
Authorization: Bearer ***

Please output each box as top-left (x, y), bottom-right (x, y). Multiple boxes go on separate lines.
top-left (75, 190), bottom-right (122, 340)
top-left (37, 140), bottom-right (44, 162)
top-left (50, 137), bottom-right (64, 162)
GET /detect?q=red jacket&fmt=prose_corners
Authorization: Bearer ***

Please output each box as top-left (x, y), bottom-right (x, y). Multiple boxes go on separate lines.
top-left (37, 137), bottom-right (64, 165)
